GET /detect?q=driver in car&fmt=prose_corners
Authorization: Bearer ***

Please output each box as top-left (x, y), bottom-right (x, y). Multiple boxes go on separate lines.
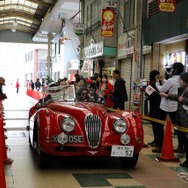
top-left (78, 88), bottom-right (90, 101)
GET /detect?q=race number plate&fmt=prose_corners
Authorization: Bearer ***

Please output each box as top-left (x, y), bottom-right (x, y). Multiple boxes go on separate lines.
top-left (111, 145), bottom-right (134, 157)
top-left (52, 135), bottom-right (83, 143)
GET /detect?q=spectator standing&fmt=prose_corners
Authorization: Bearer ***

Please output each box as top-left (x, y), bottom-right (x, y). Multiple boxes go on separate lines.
top-left (41, 78), bottom-right (46, 92)
top-left (35, 78), bottom-right (41, 91)
top-left (147, 70), bottom-right (162, 147)
top-left (96, 75), bottom-right (102, 89)
top-left (74, 74), bottom-right (85, 93)
top-left (58, 78), bottom-right (67, 86)
top-left (112, 69), bottom-right (128, 110)
top-left (160, 72), bottom-right (188, 167)
top-left (15, 79), bottom-right (20, 93)
top-left (153, 62), bottom-right (184, 153)
top-left (0, 77), bottom-right (7, 100)
top-left (100, 74), bottom-right (114, 108)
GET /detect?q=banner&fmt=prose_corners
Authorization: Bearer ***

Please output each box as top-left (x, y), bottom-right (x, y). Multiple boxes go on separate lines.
top-left (158, 0), bottom-right (176, 12)
top-left (101, 9), bottom-right (114, 37)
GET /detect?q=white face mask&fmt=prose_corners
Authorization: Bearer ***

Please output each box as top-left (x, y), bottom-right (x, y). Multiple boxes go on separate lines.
top-left (102, 78), bottom-right (107, 82)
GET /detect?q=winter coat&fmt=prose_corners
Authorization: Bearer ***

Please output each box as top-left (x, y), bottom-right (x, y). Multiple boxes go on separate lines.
top-left (167, 83), bottom-right (188, 128)
top-left (147, 80), bottom-right (161, 118)
top-left (100, 82), bottom-right (114, 107)
top-left (112, 77), bottom-right (128, 103)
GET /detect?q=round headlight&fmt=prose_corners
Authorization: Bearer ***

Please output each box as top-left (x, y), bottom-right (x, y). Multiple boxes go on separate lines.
top-left (113, 119), bottom-right (127, 133)
top-left (62, 116), bottom-right (75, 132)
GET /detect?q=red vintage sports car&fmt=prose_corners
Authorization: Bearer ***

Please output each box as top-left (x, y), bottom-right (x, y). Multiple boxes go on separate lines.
top-left (28, 84), bottom-right (143, 168)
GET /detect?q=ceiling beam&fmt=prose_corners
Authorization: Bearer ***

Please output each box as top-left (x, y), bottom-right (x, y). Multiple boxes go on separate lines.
top-left (0, 23), bottom-right (36, 34)
top-left (28, 0), bottom-right (56, 7)
top-left (0, 4), bottom-right (36, 11)
top-left (0, 11), bottom-right (41, 24)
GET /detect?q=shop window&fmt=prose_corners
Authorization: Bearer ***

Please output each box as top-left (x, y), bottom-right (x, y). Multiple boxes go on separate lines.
top-left (163, 52), bottom-right (186, 79)
top-left (86, 0), bottom-right (102, 33)
top-left (123, 0), bottom-right (135, 29)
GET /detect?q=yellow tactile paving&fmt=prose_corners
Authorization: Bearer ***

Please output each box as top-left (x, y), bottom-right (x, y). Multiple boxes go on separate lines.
top-left (108, 178), bottom-right (143, 186)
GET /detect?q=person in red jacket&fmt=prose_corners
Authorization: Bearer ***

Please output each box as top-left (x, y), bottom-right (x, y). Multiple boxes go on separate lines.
top-left (100, 74), bottom-right (113, 108)
top-left (16, 79), bottom-right (20, 93)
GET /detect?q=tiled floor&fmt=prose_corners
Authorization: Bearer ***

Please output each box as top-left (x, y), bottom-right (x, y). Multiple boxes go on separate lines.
top-left (4, 127), bottom-right (188, 188)
top-left (2, 86), bottom-right (188, 188)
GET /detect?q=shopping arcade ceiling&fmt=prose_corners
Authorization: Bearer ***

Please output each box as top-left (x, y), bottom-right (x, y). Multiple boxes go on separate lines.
top-left (0, 0), bottom-right (80, 43)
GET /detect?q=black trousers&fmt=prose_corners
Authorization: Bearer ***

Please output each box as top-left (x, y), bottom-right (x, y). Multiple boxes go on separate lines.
top-left (113, 102), bottom-right (125, 110)
top-left (179, 131), bottom-right (188, 161)
top-left (157, 109), bottom-right (177, 148)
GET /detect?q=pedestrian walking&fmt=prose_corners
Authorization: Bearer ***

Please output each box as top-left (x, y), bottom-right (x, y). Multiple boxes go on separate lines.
top-left (35, 78), bottom-right (41, 91)
top-left (15, 79), bottom-right (20, 93)
top-left (31, 80), bottom-right (34, 90)
top-left (112, 69), bottom-right (128, 110)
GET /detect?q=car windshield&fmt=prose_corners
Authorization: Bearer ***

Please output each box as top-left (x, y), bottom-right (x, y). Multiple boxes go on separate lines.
top-left (45, 84), bottom-right (105, 104)
top-left (45, 85), bottom-right (76, 102)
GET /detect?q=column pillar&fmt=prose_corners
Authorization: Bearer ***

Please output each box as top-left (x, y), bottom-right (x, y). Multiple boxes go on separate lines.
top-left (47, 33), bottom-right (52, 78)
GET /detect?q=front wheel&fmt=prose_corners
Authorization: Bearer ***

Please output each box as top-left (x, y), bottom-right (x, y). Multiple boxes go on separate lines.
top-left (119, 153), bottom-right (139, 168)
top-left (36, 141), bottom-right (52, 168)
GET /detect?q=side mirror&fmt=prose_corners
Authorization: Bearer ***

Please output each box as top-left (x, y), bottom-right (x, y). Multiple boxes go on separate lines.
top-left (35, 102), bottom-right (42, 109)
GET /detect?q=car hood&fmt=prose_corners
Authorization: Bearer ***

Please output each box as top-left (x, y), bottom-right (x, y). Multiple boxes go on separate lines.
top-left (46, 101), bottom-right (107, 117)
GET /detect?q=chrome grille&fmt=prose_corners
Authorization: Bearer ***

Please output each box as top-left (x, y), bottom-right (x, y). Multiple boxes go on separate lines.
top-left (84, 114), bottom-right (102, 148)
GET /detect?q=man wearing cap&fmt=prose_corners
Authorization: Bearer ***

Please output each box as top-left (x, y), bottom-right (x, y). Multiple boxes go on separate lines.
top-left (160, 72), bottom-right (188, 167)
top-left (0, 77), bottom-right (7, 100)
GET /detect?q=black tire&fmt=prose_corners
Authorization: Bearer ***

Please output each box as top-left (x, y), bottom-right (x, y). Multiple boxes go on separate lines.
top-left (37, 147), bottom-right (52, 168)
top-left (119, 153), bottom-right (139, 168)
top-left (32, 122), bottom-right (52, 168)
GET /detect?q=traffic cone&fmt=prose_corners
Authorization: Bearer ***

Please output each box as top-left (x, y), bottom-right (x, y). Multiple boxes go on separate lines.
top-left (0, 118), bottom-right (13, 164)
top-left (156, 120), bottom-right (179, 162)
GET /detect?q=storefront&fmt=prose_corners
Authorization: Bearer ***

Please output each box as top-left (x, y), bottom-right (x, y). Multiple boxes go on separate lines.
top-left (117, 30), bottom-right (135, 110)
top-left (118, 31), bottom-right (151, 111)
top-left (83, 40), bottom-right (116, 79)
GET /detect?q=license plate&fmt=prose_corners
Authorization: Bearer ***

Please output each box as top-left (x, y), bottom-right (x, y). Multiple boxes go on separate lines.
top-left (111, 145), bottom-right (134, 157)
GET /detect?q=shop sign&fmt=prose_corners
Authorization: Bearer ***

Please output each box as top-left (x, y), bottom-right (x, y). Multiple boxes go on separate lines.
top-left (74, 23), bottom-right (84, 36)
top-left (101, 9), bottom-right (115, 37)
top-left (105, 0), bottom-right (118, 11)
top-left (158, 0), bottom-right (176, 12)
top-left (117, 30), bottom-right (135, 58)
top-left (84, 41), bottom-right (103, 59)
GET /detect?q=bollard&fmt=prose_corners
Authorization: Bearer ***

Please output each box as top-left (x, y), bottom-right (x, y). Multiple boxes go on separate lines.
top-left (0, 118), bottom-right (13, 164)
top-left (0, 118), bottom-right (6, 188)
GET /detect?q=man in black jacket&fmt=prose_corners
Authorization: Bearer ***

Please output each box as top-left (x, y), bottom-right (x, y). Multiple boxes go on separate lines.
top-left (112, 70), bottom-right (128, 110)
